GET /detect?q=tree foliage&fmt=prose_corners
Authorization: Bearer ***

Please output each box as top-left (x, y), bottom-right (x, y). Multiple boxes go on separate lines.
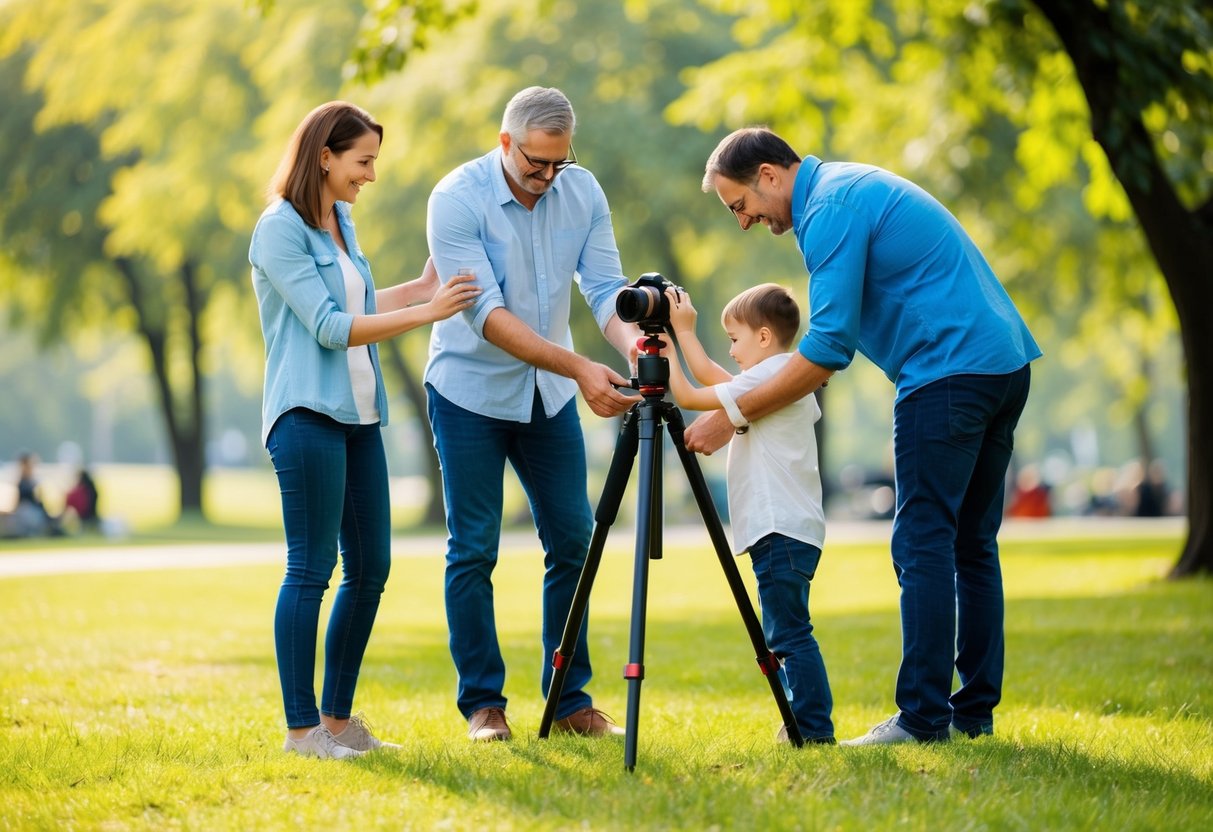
top-left (656, 0), bottom-right (1212, 573)
top-left (3, 0), bottom-right (1206, 555)
top-left (0, 0), bottom-right (365, 515)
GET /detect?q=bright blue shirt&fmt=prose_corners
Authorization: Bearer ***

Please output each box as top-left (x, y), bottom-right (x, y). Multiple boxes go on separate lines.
top-left (792, 156), bottom-right (1041, 402)
top-left (425, 148), bottom-right (627, 421)
top-left (249, 199), bottom-right (387, 445)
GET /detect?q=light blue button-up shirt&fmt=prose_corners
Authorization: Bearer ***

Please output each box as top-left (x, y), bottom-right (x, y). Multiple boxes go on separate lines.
top-left (792, 156), bottom-right (1041, 402)
top-left (425, 147), bottom-right (627, 421)
top-left (249, 199), bottom-right (387, 445)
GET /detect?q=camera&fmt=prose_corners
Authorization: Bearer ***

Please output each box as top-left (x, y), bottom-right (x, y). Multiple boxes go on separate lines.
top-left (616, 272), bottom-right (681, 331)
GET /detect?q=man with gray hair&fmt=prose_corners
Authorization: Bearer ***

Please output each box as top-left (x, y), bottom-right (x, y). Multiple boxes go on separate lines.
top-left (425, 86), bottom-right (641, 742)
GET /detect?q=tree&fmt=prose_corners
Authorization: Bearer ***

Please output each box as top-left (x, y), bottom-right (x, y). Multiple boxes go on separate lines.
top-left (656, 0), bottom-right (1211, 575)
top-left (1, 0), bottom-right (365, 519)
top-left (1027, 0), bottom-right (1211, 574)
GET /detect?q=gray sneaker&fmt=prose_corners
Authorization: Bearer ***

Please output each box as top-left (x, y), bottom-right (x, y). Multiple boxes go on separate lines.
top-left (333, 713), bottom-right (402, 752)
top-left (283, 725), bottom-right (365, 759)
top-left (840, 714), bottom-right (917, 747)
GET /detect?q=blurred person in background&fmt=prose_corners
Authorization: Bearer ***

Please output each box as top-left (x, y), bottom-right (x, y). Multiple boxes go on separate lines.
top-left (13, 452), bottom-right (64, 537)
top-left (64, 468), bottom-right (100, 531)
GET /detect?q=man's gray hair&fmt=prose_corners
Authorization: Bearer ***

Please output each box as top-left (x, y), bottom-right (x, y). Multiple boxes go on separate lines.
top-left (501, 86), bottom-right (576, 141)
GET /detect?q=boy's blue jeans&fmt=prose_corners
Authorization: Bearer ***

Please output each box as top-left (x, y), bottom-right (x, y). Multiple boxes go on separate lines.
top-left (427, 384), bottom-right (595, 720)
top-left (267, 408), bottom-right (391, 729)
top-left (890, 366), bottom-right (1031, 740)
top-left (748, 533), bottom-right (834, 742)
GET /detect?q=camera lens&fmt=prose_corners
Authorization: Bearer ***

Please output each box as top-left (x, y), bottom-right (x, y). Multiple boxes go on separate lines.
top-left (616, 286), bottom-right (664, 324)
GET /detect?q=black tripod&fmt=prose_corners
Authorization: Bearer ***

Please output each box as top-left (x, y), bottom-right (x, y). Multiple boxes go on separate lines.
top-left (537, 332), bottom-right (805, 770)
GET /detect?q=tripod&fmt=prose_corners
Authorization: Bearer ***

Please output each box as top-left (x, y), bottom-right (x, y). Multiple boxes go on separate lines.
top-left (538, 332), bottom-right (805, 770)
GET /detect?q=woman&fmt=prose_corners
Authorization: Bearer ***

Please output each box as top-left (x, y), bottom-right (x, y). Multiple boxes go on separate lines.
top-left (250, 101), bottom-right (478, 759)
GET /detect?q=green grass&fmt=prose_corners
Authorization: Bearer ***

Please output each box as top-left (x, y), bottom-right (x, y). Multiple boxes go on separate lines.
top-left (1, 534), bottom-right (1210, 830)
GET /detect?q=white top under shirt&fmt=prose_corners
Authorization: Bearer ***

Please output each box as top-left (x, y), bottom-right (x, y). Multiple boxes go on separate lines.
top-left (336, 247), bottom-right (380, 424)
top-left (712, 352), bottom-right (825, 555)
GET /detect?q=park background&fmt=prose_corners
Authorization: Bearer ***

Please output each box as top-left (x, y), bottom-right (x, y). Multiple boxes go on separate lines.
top-left (2, 0), bottom-right (1208, 547)
top-left (0, 1), bottom-right (1210, 830)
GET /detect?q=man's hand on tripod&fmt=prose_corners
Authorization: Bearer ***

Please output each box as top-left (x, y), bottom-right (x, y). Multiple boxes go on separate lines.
top-left (683, 410), bottom-right (736, 455)
top-left (576, 360), bottom-right (642, 417)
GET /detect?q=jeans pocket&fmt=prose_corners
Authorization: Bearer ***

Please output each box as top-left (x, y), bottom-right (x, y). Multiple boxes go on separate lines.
top-left (788, 543), bottom-right (821, 583)
top-left (947, 379), bottom-right (991, 442)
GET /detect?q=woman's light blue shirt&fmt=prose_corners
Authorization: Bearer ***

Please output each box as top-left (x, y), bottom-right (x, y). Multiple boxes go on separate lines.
top-left (792, 156), bottom-right (1041, 402)
top-left (425, 148), bottom-right (627, 422)
top-left (249, 199), bottom-right (387, 445)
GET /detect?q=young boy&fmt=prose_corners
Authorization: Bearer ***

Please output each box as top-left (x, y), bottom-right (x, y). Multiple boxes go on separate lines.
top-left (662, 283), bottom-right (834, 744)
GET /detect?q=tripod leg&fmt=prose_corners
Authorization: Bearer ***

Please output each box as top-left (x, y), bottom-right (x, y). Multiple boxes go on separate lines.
top-left (539, 408), bottom-right (640, 738)
top-left (623, 402), bottom-right (664, 771)
top-left (664, 405), bottom-right (806, 747)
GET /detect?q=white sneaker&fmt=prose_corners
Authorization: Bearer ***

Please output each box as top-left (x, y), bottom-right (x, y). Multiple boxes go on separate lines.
top-left (840, 713), bottom-right (917, 747)
top-left (332, 713), bottom-right (401, 752)
top-left (283, 725), bottom-right (365, 759)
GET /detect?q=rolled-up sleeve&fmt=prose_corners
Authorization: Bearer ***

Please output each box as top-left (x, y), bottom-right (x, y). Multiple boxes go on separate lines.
top-left (427, 190), bottom-right (506, 339)
top-left (796, 201), bottom-right (868, 371)
top-left (252, 213), bottom-right (353, 350)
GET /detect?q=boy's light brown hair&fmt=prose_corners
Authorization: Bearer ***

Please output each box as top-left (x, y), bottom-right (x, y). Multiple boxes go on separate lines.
top-left (721, 283), bottom-right (801, 348)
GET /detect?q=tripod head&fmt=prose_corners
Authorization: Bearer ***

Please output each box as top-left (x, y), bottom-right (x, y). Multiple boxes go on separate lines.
top-left (631, 333), bottom-right (669, 399)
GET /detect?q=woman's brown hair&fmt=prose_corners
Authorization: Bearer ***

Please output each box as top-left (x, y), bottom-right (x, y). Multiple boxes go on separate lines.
top-left (268, 101), bottom-right (383, 228)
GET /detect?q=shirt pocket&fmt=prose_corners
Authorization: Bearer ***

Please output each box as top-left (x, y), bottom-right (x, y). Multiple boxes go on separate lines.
top-left (309, 252), bottom-right (346, 308)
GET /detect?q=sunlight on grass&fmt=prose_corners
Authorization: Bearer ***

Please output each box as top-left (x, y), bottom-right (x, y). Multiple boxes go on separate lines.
top-left (1, 534), bottom-right (1209, 830)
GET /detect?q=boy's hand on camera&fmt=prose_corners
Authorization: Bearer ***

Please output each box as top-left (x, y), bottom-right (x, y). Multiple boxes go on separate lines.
top-left (665, 287), bottom-right (697, 333)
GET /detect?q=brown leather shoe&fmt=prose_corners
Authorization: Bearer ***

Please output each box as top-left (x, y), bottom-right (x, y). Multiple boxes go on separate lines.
top-left (467, 707), bottom-right (511, 742)
top-left (553, 706), bottom-right (625, 737)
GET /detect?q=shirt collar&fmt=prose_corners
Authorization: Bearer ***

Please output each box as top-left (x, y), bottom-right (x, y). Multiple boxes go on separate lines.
top-left (791, 155), bottom-right (823, 234)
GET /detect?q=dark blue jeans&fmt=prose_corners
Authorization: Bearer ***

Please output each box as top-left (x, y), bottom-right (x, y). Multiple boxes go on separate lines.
top-left (749, 534), bottom-right (834, 741)
top-left (267, 408), bottom-right (391, 729)
top-left (427, 385), bottom-right (595, 720)
top-left (890, 366), bottom-right (1031, 740)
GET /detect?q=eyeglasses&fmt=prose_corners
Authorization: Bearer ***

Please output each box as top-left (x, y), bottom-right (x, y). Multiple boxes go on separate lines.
top-left (518, 144), bottom-right (577, 174)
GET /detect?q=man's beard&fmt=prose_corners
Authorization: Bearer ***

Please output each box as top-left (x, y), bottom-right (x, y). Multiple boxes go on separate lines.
top-left (503, 154), bottom-right (552, 196)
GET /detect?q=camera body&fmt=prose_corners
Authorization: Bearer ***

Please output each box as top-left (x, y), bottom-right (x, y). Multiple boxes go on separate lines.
top-left (616, 272), bottom-right (681, 332)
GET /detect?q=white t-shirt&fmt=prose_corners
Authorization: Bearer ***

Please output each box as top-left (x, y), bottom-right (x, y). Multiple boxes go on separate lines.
top-left (336, 248), bottom-right (380, 425)
top-left (712, 352), bottom-right (825, 555)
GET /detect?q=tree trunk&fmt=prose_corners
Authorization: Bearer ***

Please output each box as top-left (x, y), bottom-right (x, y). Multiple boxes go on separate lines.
top-left (381, 339), bottom-right (446, 527)
top-left (1133, 356), bottom-right (1156, 470)
top-left (1033, 0), bottom-right (1213, 576)
top-left (114, 257), bottom-right (206, 520)
top-left (177, 260), bottom-right (205, 515)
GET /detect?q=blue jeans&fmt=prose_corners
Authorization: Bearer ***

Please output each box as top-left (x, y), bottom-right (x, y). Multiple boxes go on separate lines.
top-left (267, 408), bottom-right (391, 729)
top-left (890, 366), bottom-right (1031, 740)
top-left (427, 384), bottom-right (595, 720)
top-left (749, 534), bottom-right (834, 742)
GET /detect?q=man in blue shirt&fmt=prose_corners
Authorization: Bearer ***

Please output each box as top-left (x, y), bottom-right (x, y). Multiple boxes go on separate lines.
top-left (686, 127), bottom-right (1041, 746)
top-left (426, 87), bottom-right (641, 742)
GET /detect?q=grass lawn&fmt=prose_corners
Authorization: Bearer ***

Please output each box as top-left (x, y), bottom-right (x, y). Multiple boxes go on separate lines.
top-left (1, 532), bottom-right (1209, 830)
